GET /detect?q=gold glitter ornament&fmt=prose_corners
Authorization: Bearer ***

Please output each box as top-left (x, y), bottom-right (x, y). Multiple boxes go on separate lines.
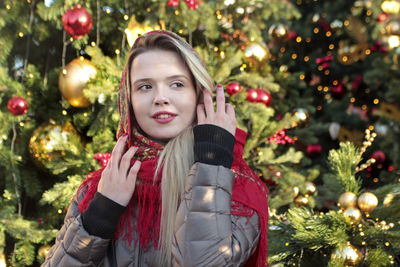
top-left (338, 192), bottom-right (358, 209)
top-left (343, 207), bottom-right (362, 224)
top-left (124, 15), bottom-right (155, 47)
top-left (38, 245), bottom-right (52, 259)
top-left (269, 23), bottom-right (288, 41)
top-left (358, 192), bottom-right (378, 213)
top-left (29, 122), bottom-right (83, 174)
top-left (305, 182), bottom-right (317, 195)
top-left (58, 57), bottom-right (97, 108)
top-left (331, 243), bottom-right (363, 266)
top-left (295, 195), bottom-right (309, 206)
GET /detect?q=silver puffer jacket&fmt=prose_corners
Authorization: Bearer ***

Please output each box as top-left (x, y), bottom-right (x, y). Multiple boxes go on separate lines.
top-left (42, 163), bottom-right (260, 266)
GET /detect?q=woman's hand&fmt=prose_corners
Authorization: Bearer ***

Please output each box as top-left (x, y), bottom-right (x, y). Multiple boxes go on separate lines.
top-left (98, 134), bottom-right (141, 206)
top-left (197, 84), bottom-right (237, 136)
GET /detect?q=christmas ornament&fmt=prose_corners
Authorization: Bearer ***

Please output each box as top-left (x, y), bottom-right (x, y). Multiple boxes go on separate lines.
top-left (268, 130), bottom-right (295, 145)
top-left (124, 16), bottom-right (155, 47)
top-left (305, 182), bottom-right (316, 195)
top-left (94, 152), bottom-right (111, 167)
top-left (381, 0), bottom-right (400, 14)
top-left (329, 122), bottom-right (341, 140)
top-left (7, 96), bottom-right (28, 116)
top-left (246, 89), bottom-right (259, 102)
top-left (167, 0), bottom-right (179, 7)
top-left (377, 13), bottom-right (390, 23)
top-left (268, 23), bottom-right (288, 41)
top-left (357, 192), bottom-right (378, 213)
top-left (379, 102), bottom-right (400, 120)
top-left (59, 57), bottom-right (97, 108)
top-left (338, 192), bottom-right (358, 209)
top-left (256, 89), bottom-right (271, 106)
top-left (331, 243), bottom-right (363, 266)
top-left (244, 42), bottom-right (269, 61)
top-left (352, 74), bottom-right (363, 91)
top-left (226, 82), bottom-right (241, 95)
top-left (386, 20), bottom-right (400, 35)
top-left (370, 150), bottom-right (386, 164)
top-left (343, 207), bottom-right (362, 224)
top-left (38, 245), bottom-right (52, 259)
top-left (62, 4), bottom-right (93, 39)
top-left (293, 108), bottom-right (309, 126)
top-left (184, 0), bottom-right (199, 9)
top-left (316, 55), bottom-right (334, 70)
top-left (374, 123), bottom-right (389, 137)
top-left (331, 83), bottom-right (347, 100)
top-left (306, 144), bottom-right (322, 157)
top-left (370, 41), bottom-right (388, 53)
top-left (29, 122), bottom-right (82, 174)
top-left (295, 195), bottom-right (309, 206)
top-left (337, 41), bottom-right (368, 65)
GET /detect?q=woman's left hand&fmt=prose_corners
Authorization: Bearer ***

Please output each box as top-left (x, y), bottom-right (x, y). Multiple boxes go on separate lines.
top-left (197, 84), bottom-right (237, 136)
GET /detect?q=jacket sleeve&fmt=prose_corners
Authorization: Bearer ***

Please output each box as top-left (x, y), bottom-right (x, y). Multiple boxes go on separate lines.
top-left (41, 196), bottom-right (110, 266)
top-left (172, 163), bottom-right (260, 267)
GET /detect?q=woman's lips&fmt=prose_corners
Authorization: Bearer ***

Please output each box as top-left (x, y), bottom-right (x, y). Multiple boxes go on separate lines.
top-left (152, 112), bottom-right (177, 123)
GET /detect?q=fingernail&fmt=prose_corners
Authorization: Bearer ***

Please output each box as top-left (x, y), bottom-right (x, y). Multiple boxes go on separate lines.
top-left (122, 133), bottom-right (128, 137)
top-left (216, 84), bottom-right (223, 89)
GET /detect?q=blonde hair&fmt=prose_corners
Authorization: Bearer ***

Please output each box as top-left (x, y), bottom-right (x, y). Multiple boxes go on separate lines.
top-left (124, 31), bottom-right (214, 266)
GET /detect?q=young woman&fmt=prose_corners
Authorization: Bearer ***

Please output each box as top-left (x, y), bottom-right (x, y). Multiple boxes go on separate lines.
top-left (42, 30), bottom-right (269, 267)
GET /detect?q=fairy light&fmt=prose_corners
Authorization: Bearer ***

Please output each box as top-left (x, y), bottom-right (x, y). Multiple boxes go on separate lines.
top-left (324, 69), bottom-right (330, 75)
top-left (306, 37), bottom-right (311, 42)
top-left (58, 209), bottom-right (63, 214)
top-left (333, 80), bottom-right (338, 86)
top-left (313, 27), bottom-right (319, 34)
top-left (62, 110), bottom-right (67, 115)
top-left (124, 14), bottom-right (129, 20)
top-left (318, 65), bottom-right (323, 71)
top-left (91, 41), bottom-right (96, 47)
top-left (329, 44), bottom-right (335, 49)
top-left (220, 51), bottom-right (225, 59)
top-left (317, 105), bottom-right (322, 110)
top-left (385, 242), bottom-right (390, 246)
top-left (19, 122), bottom-right (24, 127)
top-left (299, 74), bottom-right (305, 80)
top-left (6, 4), bottom-right (11, 9)
top-left (292, 54), bottom-right (298, 59)
top-left (175, 10), bottom-right (180, 15)
top-left (62, 69), bottom-right (67, 75)
top-left (19, 32), bottom-right (24, 37)
top-left (326, 31), bottom-right (332, 37)
top-left (296, 36), bottom-right (302, 42)
top-left (147, 8), bottom-right (151, 12)
top-left (365, 49), bottom-right (371, 55)
top-left (304, 56), bottom-right (309, 62)
top-left (323, 86), bottom-right (329, 92)
top-left (83, 113), bottom-right (88, 117)
top-left (344, 20), bottom-right (349, 26)
top-left (280, 47), bottom-right (286, 53)
top-left (115, 49), bottom-right (120, 55)
top-left (317, 85), bottom-right (323, 91)
top-left (105, 8), bottom-right (111, 14)
top-left (373, 178), bottom-right (379, 183)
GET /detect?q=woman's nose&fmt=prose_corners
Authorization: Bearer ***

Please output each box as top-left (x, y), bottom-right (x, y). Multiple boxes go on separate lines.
top-left (153, 88), bottom-right (170, 105)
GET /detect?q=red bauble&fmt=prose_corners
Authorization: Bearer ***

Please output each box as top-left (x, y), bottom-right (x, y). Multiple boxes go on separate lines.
top-left (257, 89), bottom-right (272, 106)
top-left (377, 13), bottom-right (389, 23)
top-left (184, 0), bottom-right (199, 9)
top-left (246, 89), bottom-right (259, 102)
top-left (370, 150), bottom-right (386, 164)
top-left (226, 82), bottom-right (241, 95)
top-left (331, 83), bottom-right (347, 100)
top-left (7, 96), bottom-right (28, 116)
top-left (168, 0), bottom-right (179, 7)
top-left (306, 144), bottom-right (322, 157)
top-left (62, 4), bottom-right (93, 39)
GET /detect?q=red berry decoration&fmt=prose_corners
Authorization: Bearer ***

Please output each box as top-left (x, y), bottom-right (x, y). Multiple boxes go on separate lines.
top-left (370, 150), bottom-right (386, 164)
top-left (94, 152), bottom-right (111, 167)
top-left (62, 4), bottom-right (93, 39)
top-left (168, 0), bottom-right (179, 7)
top-left (246, 89), bottom-right (259, 102)
top-left (306, 144), bottom-right (322, 157)
top-left (330, 83), bottom-right (347, 100)
top-left (257, 89), bottom-right (272, 106)
top-left (184, 0), bottom-right (199, 9)
top-left (8, 96), bottom-right (28, 116)
top-left (226, 82), bottom-right (241, 95)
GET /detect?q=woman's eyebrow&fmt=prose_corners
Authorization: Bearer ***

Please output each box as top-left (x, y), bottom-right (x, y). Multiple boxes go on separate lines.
top-left (133, 75), bottom-right (189, 85)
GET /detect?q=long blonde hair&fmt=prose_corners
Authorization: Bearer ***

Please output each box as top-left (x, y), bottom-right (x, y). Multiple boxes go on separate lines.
top-left (123, 31), bottom-right (214, 266)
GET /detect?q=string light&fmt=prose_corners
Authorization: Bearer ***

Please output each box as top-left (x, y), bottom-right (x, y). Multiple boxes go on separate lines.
top-left (292, 54), bottom-right (298, 59)
top-left (306, 37), bottom-right (311, 42)
top-left (6, 4), bottom-right (11, 9)
top-left (326, 31), bottom-right (332, 37)
top-left (175, 10), bottom-right (180, 15)
top-left (344, 20), bottom-right (349, 26)
top-left (115, 49), bottom-right (120, 55)
top-left (18, 32), bottom-right (24, 37)
top-left (19, 122), bottom-right (24, 127)
top-left (58, 209), bottom-right (63, 214)
top-left (124, 14), bottom-right (129, 20)
top-left (304, 56), bottom-right (309, 62)
top-left (373, 99), bottom-right (379, 104)
top-left (280, 47), bottom-right (286, 53)
top-left (299, 74), bottom-right (305, 80)
top-left (296, 36), bottom-right (302, 42)
top-left (329, 44), bottom-right (334, 49)
top-left (62, 110), bottom-right (68, 115)
top-left (313, 27), bottom-right (319, 34)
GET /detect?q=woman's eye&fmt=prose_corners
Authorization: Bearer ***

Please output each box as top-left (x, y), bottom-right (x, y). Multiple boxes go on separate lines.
top-left (137, 84), bottom-right (152, 91)
top-left (171, 82), bottom-right (184, 88)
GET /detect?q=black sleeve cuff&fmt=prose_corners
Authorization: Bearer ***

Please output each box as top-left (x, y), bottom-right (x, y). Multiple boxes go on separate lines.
top-left (193, 124), bottom-right (235, 169)
top-left (81, 192), bottom-right (127, 239)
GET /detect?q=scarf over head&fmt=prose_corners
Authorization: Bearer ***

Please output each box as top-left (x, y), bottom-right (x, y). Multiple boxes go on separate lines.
top-left (77, 30), bottom-right (269, 267)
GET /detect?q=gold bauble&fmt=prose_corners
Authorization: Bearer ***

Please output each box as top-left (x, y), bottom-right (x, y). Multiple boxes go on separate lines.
top-left (38, 245), bottom-right (52, 259)
top-left (337, 41), bottom-right (368, 65)
top-left (357, 192), bottom-right (378, 213)
top-left (268, 23), bottom-right (288, 41)
top-left (293, 186), bottom-right (300, 198)
top-left (338, 192), bottom-right (358, 209)
top-left (244, 42), bottom-right (269, 61)
top-left (331, 243), bottom-right (363, 266)
top-left (125, 15), bottom-right (156, 47)
top-left (29, 122), bottom-right (82, 174)
top-left (386, 20), bottom-right (400, 36)
top-left (381, 0), bottom-right (400, 14)
top-left (305, 182), bottom-right (317, 195)
top-left (58, 57), bottom-right (97, 108)
top-left (343, 207), bottom-right (362, 224)
top-left (295, 195), bottom-right (309, 207)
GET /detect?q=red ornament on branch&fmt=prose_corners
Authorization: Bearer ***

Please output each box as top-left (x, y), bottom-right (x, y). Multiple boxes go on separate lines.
top-left (257, 89), bottom-right (272, 106)
top-left (226, 82), bottom-right (241, 95)
top-left (167, 0), bottom-right (179, 7)
top-left (370, 150), bottom-right (386, 164)
top-left (62, 4), bottom-right (93, 39)
top-left (184, 0), bottom-right (199, 9)
top-left (269, 130), bottom-right (295, 145)
top-left (94, 152), bottom-right (111, 167)
top-left (246, 89), bottom-right (259, 102)
top-left (331, 82), bottom-right (347, 100)
top-left (306, 144), bottom-right (322, 157)
top-left (8, 96), bottom-right (28, 116)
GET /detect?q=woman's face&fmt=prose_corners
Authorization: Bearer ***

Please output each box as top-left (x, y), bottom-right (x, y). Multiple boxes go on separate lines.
top-left (130, 49), bottom-right (197, 143)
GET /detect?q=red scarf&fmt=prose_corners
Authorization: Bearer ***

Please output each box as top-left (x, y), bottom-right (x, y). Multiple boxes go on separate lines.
top-left (76, 128), bottom-right (269, 267)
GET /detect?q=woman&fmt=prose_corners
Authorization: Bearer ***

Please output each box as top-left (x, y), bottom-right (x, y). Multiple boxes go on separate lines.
top-left (43, 30), bottom-right (269, 267)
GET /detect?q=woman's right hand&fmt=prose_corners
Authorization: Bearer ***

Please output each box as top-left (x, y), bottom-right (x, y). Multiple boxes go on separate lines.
top-left (98, 134), bottom-right (141, 206)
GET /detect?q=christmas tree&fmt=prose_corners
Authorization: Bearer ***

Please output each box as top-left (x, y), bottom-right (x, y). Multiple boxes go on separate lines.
top-left (0, 0), bottom-right (399, 266)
